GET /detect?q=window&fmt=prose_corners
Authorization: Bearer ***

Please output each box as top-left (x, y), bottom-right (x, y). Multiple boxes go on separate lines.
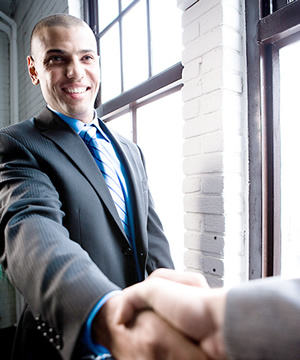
top-left (246, 0), bottom-right (300, 278)
top-left (84, 0), bottom-right (184, 268)
top-left (279, 40), bottom-right (300, 277)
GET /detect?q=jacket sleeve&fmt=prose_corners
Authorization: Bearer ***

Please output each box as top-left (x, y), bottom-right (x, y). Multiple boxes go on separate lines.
top-left (0, 131), bottom-right (120, 360)
top-left (224, 276), bottom-right (300, 360)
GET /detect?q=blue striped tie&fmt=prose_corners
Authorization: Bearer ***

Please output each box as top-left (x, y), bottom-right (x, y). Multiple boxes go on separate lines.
top-left (79, 124), bottom-right (131, 242)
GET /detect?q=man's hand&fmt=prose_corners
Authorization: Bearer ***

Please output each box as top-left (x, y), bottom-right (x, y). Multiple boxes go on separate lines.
top-left (115, 269), bottom-right (228, 360)
top-left (92, 291), bottom-right (209, 360)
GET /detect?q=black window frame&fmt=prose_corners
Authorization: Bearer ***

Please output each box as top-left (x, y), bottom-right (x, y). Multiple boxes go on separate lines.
top-left (246, 0), bottom-right (300, 279)
top-left (84, 0), bottom-right (183, 120)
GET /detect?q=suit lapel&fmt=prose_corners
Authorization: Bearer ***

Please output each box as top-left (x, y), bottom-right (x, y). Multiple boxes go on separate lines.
top-left (34, 108), bottom-right (126, 238)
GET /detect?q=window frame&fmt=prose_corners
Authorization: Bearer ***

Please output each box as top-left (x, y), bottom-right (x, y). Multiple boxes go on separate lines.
top-left (84, 0), bottom-right (183, 119)
top-left (246, 0), bottom-right (300, 278)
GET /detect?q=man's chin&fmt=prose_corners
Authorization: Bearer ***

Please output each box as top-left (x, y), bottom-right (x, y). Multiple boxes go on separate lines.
top-left (63, 106), bottom-right (94, 123)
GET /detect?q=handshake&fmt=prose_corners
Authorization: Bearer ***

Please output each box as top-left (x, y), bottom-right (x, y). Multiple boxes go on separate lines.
top-left (92, 269), bottom-right (227, 360)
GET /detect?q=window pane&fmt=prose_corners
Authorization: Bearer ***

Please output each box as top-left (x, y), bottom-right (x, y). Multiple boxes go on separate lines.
top-left (105, 112), bottom-right (133, 141)
top-left (98, 0), bottom-right (119, 32)
top-left (280, 40), bottom-right (300, 278)
top-left (136, 91), bottom-right (184, 270)
top-left (100, 24), bottom-right (122, 103)
top-left (122, 0), bottom-right (149, 91)
top-left (122, 0), bottom-right (134, 11)
top-left (149, 0), bottom-right (182, 75)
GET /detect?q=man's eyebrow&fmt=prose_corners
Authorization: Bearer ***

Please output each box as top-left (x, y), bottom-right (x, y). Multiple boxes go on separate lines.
top-left (45, 49), bottom-right (97, 55)
top-left (45, 49), bottom-right (66, 55)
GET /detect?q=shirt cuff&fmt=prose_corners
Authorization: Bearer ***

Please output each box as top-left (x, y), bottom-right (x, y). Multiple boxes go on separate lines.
top-left (81, 290), bottom-right (122, 356)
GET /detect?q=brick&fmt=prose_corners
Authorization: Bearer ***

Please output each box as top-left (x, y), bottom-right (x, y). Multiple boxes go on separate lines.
top-left (182, 99), bottom-right (200, 120)
top-left (182, 37), bottom-right (203, 65)
top-left (184, 231), bottom-right (224, 254)
top-left (182, 0), bottom-right (220, 27)
top-left (183, 153), bottom-right (223, 175)
top-left (223, 26), bottom-right (242, 52)
top-left (223, 0), bottom-right (241, 11)
top-left (182, 176), bottom-right (202, 194)
top-left (184, 213), bottom-right (203, 231)
top-left (202, 47), bottom-right (243, 76)
top-left (183, 137), bottom-right (202, 156)
top-left (201, 5), bottom-right (223, 35)
top-left (181, 79), bottom-right (202, 102)
top-left (182, 59), bottom-right (201, 82)
top-left (203, 214), bottom-right (225, 233)
top-left (203, 256), bottom-right (224, 276)
top-left (184, 194), bottom-right (224, 214)
top-left (202, 69), bottom-right (223, 94)
top-left (223, 71), bottom-right (242, 93)
top-left (182, 20), bottom-right (200, 46)
top-left (223, 3), bottom-right (241, 31)
top-left (183, 115), bottom-right (220, 138)
top-left (202, 48), bottom-right (223, 74)
top-left (200, 91), bottom-right (222, 115)
top-left (202, 132), bottom-right (224, 153)
top-left (184, 250), bottom-right (224, 277)
top-left (184, 249), bottom-right (203, 270)
top-left (202, 176), bottom-right (224, 194)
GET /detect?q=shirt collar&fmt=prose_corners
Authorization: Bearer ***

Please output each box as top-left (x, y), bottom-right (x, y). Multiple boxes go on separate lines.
top-left (47, 105), bottom-right (110, 142)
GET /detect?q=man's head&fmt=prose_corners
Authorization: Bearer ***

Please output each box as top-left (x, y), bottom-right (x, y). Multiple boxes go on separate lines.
top-left (28, 14), bottom-right (100, 123)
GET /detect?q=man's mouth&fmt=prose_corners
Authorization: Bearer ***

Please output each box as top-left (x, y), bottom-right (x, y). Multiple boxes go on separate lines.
top-left (63, 87), bottom-right (90, 94)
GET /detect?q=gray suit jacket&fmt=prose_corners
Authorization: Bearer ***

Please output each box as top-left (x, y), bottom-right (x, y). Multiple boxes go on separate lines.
top-left (225, 277), bottom-right (300, 359)
top-left (0, 107), bottom-right (174, 360)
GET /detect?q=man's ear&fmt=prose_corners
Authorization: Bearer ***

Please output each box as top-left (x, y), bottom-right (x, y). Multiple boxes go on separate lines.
top-left (27, 56), bottom-right (40, 85)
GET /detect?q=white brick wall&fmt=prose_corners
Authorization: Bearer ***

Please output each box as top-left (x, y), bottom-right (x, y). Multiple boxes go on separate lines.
top-left (179, 0), bottom-right (248, 287)
top-left (0, 31), bottom-right (10, 129)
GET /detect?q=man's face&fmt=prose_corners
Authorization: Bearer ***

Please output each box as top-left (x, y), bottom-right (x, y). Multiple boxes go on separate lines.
top-left (27, 24), bottom-right (100, 123)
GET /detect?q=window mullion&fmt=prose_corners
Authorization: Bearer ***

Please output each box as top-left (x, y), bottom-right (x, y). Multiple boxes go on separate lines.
top-left (131, 104), bottom-right (137, 144)
top-left (118, 0), bottom-right (124, 93)
top-left (146, 0), bottom-right (152, 78)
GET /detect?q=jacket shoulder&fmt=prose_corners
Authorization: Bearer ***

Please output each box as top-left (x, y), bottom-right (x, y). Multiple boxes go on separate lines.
top-left (0, 118), bottom-right (35, 136)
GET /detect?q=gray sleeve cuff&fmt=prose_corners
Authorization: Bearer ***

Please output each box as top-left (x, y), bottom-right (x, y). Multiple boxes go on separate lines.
top-left (224, 277), bottom-right (300, 360)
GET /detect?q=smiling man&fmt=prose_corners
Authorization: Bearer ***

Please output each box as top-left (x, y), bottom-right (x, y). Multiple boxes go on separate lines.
top-left (27, 17), bottom-right (100, 123)
top-left (0, 13), bottom-right (204, 360)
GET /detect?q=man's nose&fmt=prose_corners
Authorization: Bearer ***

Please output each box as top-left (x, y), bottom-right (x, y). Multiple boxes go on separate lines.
top-left (66, 59), bottom-right (84, 79)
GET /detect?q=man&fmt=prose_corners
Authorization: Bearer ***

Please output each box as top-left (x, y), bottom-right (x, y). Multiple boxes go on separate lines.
top-left (0, 14), bottom-right (202, 360)
top-left (119, 269), bottom-right (300, 360)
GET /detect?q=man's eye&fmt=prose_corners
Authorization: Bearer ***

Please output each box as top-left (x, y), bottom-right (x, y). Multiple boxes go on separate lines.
top-left (82, 55), bottom-right (93, 61)
top-left (49, 56), bottom-right (63, 63)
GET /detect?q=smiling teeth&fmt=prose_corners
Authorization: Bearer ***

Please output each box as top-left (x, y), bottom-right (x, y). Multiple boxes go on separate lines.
top-left (65, 87), bottom-right (87, 93)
